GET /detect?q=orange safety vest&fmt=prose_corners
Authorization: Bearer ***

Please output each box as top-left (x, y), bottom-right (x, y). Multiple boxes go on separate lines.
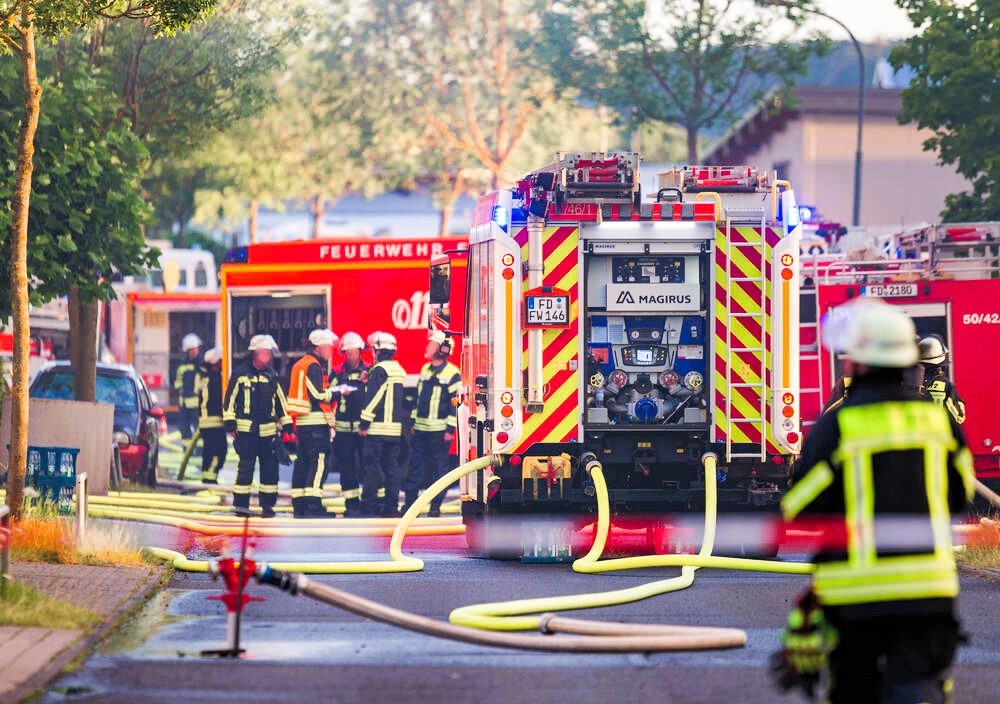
top-left (287, 354), bottom-right (334, 427)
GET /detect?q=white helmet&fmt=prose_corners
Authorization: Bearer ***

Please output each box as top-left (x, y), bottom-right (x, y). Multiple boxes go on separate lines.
top-left (203, 347), bottom-right (223, 365)
top-left (366, 331), bottom-right (382, 348)
top-left (841, 299), bottom-right (918, 368)
top-left (340, 331), bottom-right (365, 352)
top-left (370, 331), bottom-right (398, 352)
top-left (182, 333), bottom-right (203, 352)
top-left (248, 334), bottom-right (279, 353)
top-left (918, 335), bottom-right (948, 365)
top-left (428, 329), bottom-right (452, 355)
top-left (308, 328), bottom-right (338, 348)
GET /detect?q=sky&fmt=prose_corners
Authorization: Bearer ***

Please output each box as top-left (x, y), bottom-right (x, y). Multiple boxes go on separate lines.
top-left (810, 1), bottom-right (916, 42)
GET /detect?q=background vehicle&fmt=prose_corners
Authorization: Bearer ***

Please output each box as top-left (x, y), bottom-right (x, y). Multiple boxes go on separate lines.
top-left (103, 245), bottom-right (221, 412)
top-left (29, 361), bottom-right (164, 485)
top-left (432, 155), bottom-right (803, 558)
top-left (799, 222), bottom-right (1000, 491)
top-left (220, 236), bottom-right (467, 383)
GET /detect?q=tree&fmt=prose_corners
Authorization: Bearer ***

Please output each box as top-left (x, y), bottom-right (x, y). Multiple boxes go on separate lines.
top-left (365, 0), bottom-right (563, 190)
top-left (0, 0), bottom-right (213, 518)
top-left (890, 0), bottom-right (1000, 221)
top-left (545, 0), bottom-right (826, 162)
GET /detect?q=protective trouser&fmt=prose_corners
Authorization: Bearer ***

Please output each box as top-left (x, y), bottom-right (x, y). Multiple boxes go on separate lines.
top-left (403, 430), bottom-right (451, 514)
top-left (333, 431), bottom-right (363, 515)
top-left (825, 612), bottom-right (962, 704)
top-left (360, 436), bottom-right (401, 517)
top-left (200, 428), bottom-right (227, 484)
top-left (292, 426), bottom-right (330, 516)
top-left (178, 406), bottom-right (200, 440)
top-left (232, 433), bottom-right (279, 512)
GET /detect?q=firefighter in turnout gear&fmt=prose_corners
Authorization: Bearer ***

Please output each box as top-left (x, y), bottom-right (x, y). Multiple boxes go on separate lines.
top-left (223, 335), bottom-right (293, 517)
top-left (287, 329), bottom-right (339, 518)
top-left (198, 347), bottom-right (227, 484)
top-left (330, 331), bottom-right (368, 517)
top-left (357, 332), bottom-right (406, 516)
top-left (778, 300), bottom-right (974, 704)
top-left (175, 333), bottom-right (203, 439)
top-left (401, 331), bottom-right (460, 516)
top-left (919, 334), bottom-right (966, 425)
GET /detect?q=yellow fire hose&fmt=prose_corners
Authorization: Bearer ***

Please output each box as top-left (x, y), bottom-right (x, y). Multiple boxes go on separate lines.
top-left (249, 453), bottom-right (757, 651)
top-left (175, 428), bottom-right (201, 482)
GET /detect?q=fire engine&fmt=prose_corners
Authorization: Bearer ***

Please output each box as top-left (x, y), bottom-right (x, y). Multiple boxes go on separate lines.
top-left (430, 154), bottom-right (803, 557)
top-left (799, 222), bottom-right (1000, 493)
top-left (220, 236), bottom-right (467, 382)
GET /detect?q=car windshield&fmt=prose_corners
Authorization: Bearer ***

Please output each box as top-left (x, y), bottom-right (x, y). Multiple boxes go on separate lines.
top-left (31, 370), bottom-right (139, 432)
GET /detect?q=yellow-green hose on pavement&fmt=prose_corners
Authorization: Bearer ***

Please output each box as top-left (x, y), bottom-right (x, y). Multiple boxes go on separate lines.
top-left (175, 428), bottom-right (201, 481)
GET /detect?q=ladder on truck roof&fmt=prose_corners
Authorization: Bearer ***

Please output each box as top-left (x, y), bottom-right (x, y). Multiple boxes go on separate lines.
top-left (724, 217), bottom-right (768, 463)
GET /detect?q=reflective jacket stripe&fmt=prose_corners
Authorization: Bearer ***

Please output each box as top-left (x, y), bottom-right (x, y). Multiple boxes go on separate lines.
top-left (781, 461), bottom-right (833, 520)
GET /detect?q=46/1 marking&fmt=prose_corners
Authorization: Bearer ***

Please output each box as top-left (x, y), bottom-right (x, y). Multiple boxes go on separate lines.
top-left (962, 313), bottom-right (1000, 325)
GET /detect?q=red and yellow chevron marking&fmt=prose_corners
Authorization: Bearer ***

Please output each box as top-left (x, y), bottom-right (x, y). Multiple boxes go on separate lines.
top-left (714, 225), bottom-right (784, 455)
top-left (512, 225), bottom-right (580, 453)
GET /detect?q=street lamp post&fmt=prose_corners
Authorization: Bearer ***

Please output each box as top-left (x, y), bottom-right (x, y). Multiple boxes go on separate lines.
top-left (758, 1), bottom-right (865, 226)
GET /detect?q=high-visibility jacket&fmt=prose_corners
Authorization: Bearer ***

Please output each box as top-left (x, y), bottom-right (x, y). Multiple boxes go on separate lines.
top-left (331, 361), bottom-right (368, 433)
top-left (287, 354), bottom-right (334, 427)
top-left (412, 361), bottom-right (461, 432)
top-left (198, 367), bottom-right (224, 429)
top-left (222, 362), bottom-right (293, 437)
top-left (783, 374), bottom-right (974, 613)
top-left (359, 359), bottom-right (406, 437)
top-left (174, 360), bottom-right (202, 409)
top-left (924, 366), bottom-right (966, 425)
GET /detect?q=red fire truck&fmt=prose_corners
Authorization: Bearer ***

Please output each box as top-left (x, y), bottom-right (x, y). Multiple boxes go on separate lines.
top-left (799, 222), bottom-right (1000, 491)
top-left (220, 236), bottom-right (467, 381)
top-left (431, 155), bottom-right (804, 557)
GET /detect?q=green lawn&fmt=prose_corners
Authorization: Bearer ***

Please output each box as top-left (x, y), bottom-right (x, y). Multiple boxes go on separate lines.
top-left (0, 580), bottom-right (100, 630)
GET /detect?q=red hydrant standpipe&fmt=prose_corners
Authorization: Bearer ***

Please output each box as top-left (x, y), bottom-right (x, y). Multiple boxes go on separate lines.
top-left (203, 518), bottom-right (264, 657)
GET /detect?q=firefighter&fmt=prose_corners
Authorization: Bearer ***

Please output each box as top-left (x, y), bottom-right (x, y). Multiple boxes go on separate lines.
top-left (919, 334), bottom-right (966, 425)
top-left (777, 300), bottom-right (973, 703)
top-left (198, 347), bottom-right (227, 484)
top-left (223, 334), bottom-right (293, 518)
top-left (330, 331), bottom-right (368, 517)
top-left (401, 331), bottom-right (461, 517)
top-left (175, 333), bottom-right (203, 439)
top-left (287, 329), bottom-right (339, 518)
top-left (357, 331), bottom-right (406, 517)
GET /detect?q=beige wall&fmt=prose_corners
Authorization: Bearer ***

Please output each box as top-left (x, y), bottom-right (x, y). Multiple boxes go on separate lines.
top-left (743, 116), bottom-right (970, 227)
top-left (0, 398), bottom-right (113, 496)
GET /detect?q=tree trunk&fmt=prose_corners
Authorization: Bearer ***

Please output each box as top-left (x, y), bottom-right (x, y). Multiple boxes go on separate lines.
top-left (175, 207), bottom-right (186, 248)
top-left (69, 287), bottom-right (99, 403)
top-left (437, 172), bottom-right (466, 237)
top-left (248, 200), bottom-right (259, 244)
top-left (76, 301), bottom-right (99, 403)
top-left (6, 19), bottom-right (42, 519)
top-left (310, 194), bottom-right (324, 239)
top-left (686, 125), bottom-right (699, 164)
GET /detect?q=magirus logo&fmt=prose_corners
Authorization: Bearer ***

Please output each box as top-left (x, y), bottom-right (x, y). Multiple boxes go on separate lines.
top-left (616, 290), bottom-right (636, 305)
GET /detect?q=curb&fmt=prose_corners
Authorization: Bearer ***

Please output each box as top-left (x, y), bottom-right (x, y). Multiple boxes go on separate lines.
top-left (959, 564), bottom-right (1000, 581)
top-left (10, 565), bottom-right (168, 703)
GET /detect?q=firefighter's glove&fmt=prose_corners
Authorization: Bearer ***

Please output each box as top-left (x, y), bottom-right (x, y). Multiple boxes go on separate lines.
top-left (770, 589), bottom-right (837, 699)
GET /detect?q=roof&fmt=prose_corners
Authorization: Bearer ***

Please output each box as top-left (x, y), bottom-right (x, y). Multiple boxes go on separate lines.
top-left (703, 87), bottom-right (905, 165)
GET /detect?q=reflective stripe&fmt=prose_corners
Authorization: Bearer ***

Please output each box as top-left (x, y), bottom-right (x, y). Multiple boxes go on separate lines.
top-left (955, 447), bottom-right (975, 502)
top-left (233, 485), bottom-right (251, 495)
top-left (365, 421), bottom-right (402, 436)
top-left (295, 412), bottom-right (330, 427)
top-left (313, 452), bottom-right (326, 495)
top-left (290, 488), bottom-right (306, 498)
top-left (180, 396), bottom-right (201, 409)
top-left (782, 461), bottom-right (833, 520)
top-left (334, 421), bottom-right (359, 433)
top-left (414, 418), bottom-right (450, 432)
top-left (236, 419), bottom-right (254, 432)
top-left (341, 488), bottom-right (362, 499)
top-left (361, 382), bottom-right (389, 423)
top-left (199, 416), bottom-right (223, 429)
top-left (258, 484), bottom-right (279, 493)
top-left (811, 401), bottom-right (960, 606)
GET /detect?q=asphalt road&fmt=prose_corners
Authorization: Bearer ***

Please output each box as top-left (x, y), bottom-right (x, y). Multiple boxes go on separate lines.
top-left (40, 526), bottom-right (1000, 704)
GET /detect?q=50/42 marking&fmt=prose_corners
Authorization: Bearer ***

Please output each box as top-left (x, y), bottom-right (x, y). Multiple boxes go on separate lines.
top-left (962, 313), bottom-right (1000, 325)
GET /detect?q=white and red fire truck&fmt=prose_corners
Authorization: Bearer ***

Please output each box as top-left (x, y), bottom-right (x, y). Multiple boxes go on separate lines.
top-left (799, 222), bottom-right (1000, 492)
top-left (430, 154), bottom-right (804, 557)
top-left (220, 236), bottom-right (467, 381)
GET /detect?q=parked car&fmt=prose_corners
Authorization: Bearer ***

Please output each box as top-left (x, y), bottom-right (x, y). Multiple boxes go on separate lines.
top-left (29, 361), bottom-right (164, 485)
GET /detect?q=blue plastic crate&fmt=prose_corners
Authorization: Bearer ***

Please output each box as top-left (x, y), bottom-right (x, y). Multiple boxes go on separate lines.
top-left (25, 446), bottom-right (79, 515)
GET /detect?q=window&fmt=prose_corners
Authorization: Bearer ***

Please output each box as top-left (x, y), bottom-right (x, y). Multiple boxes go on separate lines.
top-left (194, 263), bottom-right (209, 289)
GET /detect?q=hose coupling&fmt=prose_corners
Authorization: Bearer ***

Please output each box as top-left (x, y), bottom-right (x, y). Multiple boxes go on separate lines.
top-left (254, 563), bottom-right (306, 595)
top-left (537, 613), bottom-right (556, 635)
top-left (580, 452), bottom-right (602, 478)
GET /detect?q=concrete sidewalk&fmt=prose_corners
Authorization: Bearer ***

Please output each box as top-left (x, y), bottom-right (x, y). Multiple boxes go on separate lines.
top-left (0, 562), bottom-right (164, 702)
